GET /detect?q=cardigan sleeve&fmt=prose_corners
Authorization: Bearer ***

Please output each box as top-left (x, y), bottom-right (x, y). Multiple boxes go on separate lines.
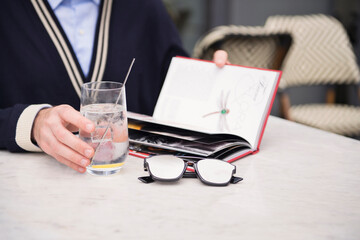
top-left (0, 104), bottom-right (51, 152)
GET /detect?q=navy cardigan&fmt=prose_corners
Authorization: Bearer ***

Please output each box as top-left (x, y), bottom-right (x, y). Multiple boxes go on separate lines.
top-left (0, 0), bottom-right (188, 152)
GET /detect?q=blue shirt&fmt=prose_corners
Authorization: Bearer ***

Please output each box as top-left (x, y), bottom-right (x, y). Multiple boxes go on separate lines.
top-left (48, 0), bottom-right (100, 77)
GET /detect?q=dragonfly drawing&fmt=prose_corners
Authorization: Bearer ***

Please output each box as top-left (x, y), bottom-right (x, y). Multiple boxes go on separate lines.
top-left (202, 90), bottom-right (231, 132)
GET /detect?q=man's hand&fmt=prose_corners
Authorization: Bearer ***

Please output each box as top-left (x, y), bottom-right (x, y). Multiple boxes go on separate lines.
top-left (213, 50), bottom-right (230, 68)
top-left (32, 105), bottom-right (95, 173)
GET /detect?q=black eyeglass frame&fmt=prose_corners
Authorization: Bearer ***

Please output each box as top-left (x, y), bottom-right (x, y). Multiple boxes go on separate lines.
top-left (138, 155), bottom-right (243, 186)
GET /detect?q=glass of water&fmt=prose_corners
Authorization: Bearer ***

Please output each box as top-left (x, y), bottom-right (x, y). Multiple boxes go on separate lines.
top-left (80, 81), bottom-right (129, 176)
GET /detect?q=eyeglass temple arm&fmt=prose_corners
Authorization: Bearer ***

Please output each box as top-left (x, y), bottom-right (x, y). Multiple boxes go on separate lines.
top-left (231, 176), bottom-right (243, 184)
top-left (138, 176), bottom-right (155, 184)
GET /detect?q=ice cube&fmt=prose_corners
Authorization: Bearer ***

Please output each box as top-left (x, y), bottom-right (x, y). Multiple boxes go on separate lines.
top-left (91, 125), bottom-right (113, 143)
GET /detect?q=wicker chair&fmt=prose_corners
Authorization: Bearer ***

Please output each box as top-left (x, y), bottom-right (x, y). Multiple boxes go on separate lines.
top-left (265, 14), bottom-right (360, 137)
top-left (193, 25), bottom-right (292, 70)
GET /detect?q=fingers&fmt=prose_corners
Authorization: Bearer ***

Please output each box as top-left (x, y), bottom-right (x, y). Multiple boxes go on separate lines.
top-left (213, 50), bottom-right (230, 68)
top-left (59, 105), bottom-right (95, 133)
top-left (36, 124), bottom-right (90, 173)
top-left (49, 139), bottom-right (91, 172)
top-left (32, 105), bottom-right (95, 173)
top-left (53, 152), bottom-right (87, 173)
top-left (51, 123), bottom-right (94, 158)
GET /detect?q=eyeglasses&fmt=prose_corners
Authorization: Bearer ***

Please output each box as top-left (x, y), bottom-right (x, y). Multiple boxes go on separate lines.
top-left (138, 155), bottom-right (243, 186)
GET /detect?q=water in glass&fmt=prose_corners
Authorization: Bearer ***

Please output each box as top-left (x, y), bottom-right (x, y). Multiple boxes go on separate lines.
top-left (80, 103), bottom-right (129, 176)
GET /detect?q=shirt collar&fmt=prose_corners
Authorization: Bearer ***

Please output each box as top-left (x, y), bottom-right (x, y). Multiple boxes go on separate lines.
top-left (47, 0), bottom-right (100, 10)
top-left (47, 0), bottom-right (63, 10)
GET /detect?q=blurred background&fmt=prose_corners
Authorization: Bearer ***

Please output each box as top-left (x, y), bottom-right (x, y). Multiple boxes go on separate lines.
top-left (162, 0), bottom-right (360, 139)
top-left (163, 0), bottom-right (360, 61)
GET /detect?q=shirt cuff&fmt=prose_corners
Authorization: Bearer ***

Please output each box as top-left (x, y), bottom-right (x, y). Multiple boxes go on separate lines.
top-left (15, 104), bottom-right (52, 152)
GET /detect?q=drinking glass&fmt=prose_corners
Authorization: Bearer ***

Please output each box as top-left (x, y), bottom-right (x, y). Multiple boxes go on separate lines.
top-left (80, 81), bottom-right (129, 176)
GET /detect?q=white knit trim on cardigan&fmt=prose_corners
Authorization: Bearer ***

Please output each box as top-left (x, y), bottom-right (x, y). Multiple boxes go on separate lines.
top-left (15, 104), bottom-right (52, 152)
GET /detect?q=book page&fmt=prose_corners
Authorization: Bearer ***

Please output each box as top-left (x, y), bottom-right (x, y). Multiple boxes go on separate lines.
top-left (153, 57), bottom-right (280, 148)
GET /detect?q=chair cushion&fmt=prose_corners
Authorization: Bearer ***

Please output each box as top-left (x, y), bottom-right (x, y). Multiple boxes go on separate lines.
top-left (290, 104), bottom-right (360, 136)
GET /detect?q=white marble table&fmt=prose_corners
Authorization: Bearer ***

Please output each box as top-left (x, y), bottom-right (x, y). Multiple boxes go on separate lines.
top-left (1, 116), bottom-right (360, 240)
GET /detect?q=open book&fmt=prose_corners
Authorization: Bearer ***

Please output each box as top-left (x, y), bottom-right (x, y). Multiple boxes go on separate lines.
top-left (128, 56), bottom-right (281, 162)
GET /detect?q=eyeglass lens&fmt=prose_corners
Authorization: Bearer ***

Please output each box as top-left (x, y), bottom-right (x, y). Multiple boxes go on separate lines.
top-left (196, 159), bottom-right (235, 185)
top-left (146, 155), bottom-right (186, 180)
